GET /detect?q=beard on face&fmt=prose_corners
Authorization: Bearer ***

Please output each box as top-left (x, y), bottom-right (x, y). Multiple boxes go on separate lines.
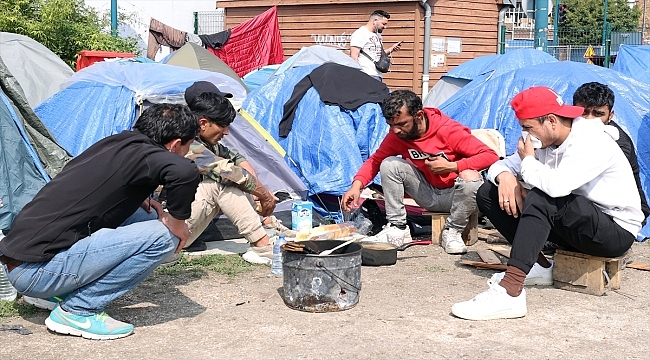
top-left (397, 120), bottom-right (420, 140)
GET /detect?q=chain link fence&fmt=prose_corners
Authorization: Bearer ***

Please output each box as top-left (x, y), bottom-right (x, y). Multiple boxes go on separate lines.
top-left (501, 24), bottom-right (645, 67)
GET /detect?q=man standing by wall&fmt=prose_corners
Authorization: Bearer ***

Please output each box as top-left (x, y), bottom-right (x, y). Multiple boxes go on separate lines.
top-left (349, 10), bottom-right (402, 81)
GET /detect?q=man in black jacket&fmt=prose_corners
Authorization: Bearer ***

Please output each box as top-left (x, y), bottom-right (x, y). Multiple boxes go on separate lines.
top-left (0, 104), bottom-right (200, 340)
top-left (573, 82), bottom-right (649, 226)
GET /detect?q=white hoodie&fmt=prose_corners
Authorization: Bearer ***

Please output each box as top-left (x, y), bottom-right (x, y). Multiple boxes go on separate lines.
top-left (488, 117), bottom-right (644, 236)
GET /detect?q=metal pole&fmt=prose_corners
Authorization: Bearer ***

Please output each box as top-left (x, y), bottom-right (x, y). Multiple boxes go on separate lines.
top-left (534, 0), bottom-right (549, 51)
top-left (553, 0), bottom-right (560, 46)
top-left (601, 0), bottom-right (609, 46)
top-left (111, 0), bottom-right (118, 36)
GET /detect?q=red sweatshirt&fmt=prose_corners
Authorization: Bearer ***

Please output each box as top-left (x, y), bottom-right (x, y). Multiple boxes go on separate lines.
top-left (353, 108), bottom-right (499, 189)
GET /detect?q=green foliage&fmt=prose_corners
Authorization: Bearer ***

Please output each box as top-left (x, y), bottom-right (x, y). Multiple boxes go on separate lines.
top-left (559, 0), bottom-right (642, 45)
top-left (0, 298), bottom-right (42, 318)
top-left (155, 254), bottom-right (259, 278)
top-left (0, 0), bottom-right (140, 69)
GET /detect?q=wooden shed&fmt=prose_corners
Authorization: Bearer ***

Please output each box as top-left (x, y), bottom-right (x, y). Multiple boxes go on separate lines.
top-left (217, 0), bottom-right (502, 95)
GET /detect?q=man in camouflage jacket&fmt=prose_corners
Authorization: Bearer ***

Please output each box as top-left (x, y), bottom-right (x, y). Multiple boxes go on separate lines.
top-left (182, 82), bottom-right (294, 255)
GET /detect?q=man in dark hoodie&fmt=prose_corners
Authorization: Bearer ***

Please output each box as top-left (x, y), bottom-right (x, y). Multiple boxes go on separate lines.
top-left (0, 104), bottom-right (200, 340)
top-left (341, 90), bottom-right (499, 253)
top-left (572, 82), bottom-right (649, 226)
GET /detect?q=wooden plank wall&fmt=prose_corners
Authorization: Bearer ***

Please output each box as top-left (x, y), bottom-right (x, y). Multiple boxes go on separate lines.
top-left (223, 0), bottom-right (499, 95)
top-left (420, 0), bottom-right (500, 90)
top-left (224, 3), bottom-right (418, 91)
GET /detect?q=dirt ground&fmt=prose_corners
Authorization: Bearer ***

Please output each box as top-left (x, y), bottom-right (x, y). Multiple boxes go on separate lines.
top-left (1, 240), bottom-right (649, 360)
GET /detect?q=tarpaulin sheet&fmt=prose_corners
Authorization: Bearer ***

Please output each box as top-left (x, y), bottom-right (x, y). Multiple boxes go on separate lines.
top-left (242, 64), bottom-right (388, 196)
top-left (612, 45), bottom-right (650, 85)
top-left (34, 61), bottom-right (306, 199)
top-left (0, 91), bottom-right (47, 231)
top-left (439, 60), bottom-right (650, 238)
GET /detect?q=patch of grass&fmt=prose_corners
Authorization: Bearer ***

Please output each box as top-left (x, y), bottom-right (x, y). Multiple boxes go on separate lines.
top-left (0, 298), bottom-right (42, 319)
top-left (424, 265), bottom-right (449, 273)
top-left (155, 253), bottom-right (259, 278)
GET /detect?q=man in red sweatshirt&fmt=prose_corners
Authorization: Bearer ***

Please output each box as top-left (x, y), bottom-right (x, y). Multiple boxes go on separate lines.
top-left (341, 90), bottom-right (499, 253)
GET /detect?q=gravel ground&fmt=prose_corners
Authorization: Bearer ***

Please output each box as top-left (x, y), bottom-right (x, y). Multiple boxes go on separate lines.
top-left (1, 240), bottom-right (649, 360)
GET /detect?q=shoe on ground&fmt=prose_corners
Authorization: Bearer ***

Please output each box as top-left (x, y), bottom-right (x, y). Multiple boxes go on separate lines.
top-left (160, 252), bottom-right (181, 267)
top-left (491, 260), bottom-right (554, 286)
top-left (45, 304), bottom-right (134, 340)
top-left (441, 228), bottom-right (467, 254)
top-left (23, 295), bottom-right (66, 311)
top-left (451, 280), bottom-right (527, 321)
top-left (242, 244), bottom-right (273, 265)
top-left (366, 223), bottom-right (412, 246)
top-left (263, 216), bottom-right (297, 238)
top-left (184, 239), bottom-right (207, 252)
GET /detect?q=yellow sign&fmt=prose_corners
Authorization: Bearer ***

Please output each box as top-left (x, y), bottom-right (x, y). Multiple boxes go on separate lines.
top-left (584, 45), bottom-right (595, 64)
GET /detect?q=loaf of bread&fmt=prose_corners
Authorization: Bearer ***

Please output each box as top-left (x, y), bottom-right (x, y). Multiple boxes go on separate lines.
top-left (296, 222), bottom-right (356, 241)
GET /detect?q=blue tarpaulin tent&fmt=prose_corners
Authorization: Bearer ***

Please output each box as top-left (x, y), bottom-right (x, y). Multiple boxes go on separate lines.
top-left (242, 64), bottom-right (388, 197)
top-left (440, 60), bottom-right (650, 239)
top-left (35, 62), bottom-right (307, 200)
top-left (613, 45), bottom-right (650, 85)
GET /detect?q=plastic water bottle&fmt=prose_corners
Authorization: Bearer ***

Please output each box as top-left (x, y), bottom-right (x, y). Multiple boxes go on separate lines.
top-left (0, 266), bottom-right (17, 301)
top-left (271, 235), bottom-right (287, 275)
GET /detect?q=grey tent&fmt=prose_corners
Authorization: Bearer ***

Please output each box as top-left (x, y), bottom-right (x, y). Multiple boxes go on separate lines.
top-left (0, 58), bottom-right (72, 178)
top-left (423, 76), bottom-right (471, 108)
top-left (0, 85), bottom-right (48, 231)
top-left (0, 32), bottom-right (74, 108)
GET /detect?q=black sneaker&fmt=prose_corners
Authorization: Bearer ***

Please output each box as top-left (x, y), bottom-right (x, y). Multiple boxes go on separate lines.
top-left (185, 239), bottom-right (207, 252)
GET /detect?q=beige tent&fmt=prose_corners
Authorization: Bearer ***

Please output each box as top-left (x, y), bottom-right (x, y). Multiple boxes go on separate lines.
top-left (163, 43), bottom-right (248, 92)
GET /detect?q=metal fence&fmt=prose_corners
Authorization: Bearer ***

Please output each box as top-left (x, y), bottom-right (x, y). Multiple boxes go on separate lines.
top-left (194, 9), bottom-right (225, 35)
top-left (501, 25), bottom-right (645, 67)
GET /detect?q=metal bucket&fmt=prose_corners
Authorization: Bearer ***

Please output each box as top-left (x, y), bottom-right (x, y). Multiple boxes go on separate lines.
top-left (281, 240), bottom-right (362, 312)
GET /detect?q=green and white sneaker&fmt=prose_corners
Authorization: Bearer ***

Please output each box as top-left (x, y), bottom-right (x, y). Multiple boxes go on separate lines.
top-left (23, 295), bottom-right (66, 311)
top-left (45, 304), bottom-right (134, 340)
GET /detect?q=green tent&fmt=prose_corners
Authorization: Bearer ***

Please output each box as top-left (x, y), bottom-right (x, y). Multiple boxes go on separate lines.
top-left (163, 43), bottom-right (249, 92)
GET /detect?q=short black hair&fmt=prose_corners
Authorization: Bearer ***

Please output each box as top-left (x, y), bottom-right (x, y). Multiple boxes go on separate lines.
top-left (573, 82), bottom-right (615, 111)
top-left (187, 92), bottom-right (237, 127)
top-left (133, 104), bottom-right (199, 145)
top-left (370, 10), bottom-right (390, 19)
top-left (381, 90), bottom-right (422, 121)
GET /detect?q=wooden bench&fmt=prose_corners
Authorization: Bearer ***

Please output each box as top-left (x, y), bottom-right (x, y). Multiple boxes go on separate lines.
top-left (552, 249), bottom-right (630, 296)
top-left (423, 211), bottom-right (479, 246)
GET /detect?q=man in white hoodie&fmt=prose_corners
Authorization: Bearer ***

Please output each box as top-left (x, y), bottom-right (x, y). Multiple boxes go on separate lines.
top-left (451, 86), bottom-right (644, 321)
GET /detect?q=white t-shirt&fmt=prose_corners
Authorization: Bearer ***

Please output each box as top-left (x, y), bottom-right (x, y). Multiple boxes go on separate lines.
top-left (350, 26), bottom-right (382, 77)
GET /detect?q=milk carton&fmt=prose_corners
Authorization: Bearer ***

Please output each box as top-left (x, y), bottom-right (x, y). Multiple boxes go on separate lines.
top-left (291, 201), bottom-right (313, 231)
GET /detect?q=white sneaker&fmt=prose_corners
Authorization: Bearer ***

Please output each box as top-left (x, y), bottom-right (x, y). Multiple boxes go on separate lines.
top-left (365, 223), bottom-right (412, 246)
top-left (451, 280), bottom-right (527, 320)
top-left (491, 260), bottom-right (554, 286)
top-left (441, 228), bottom-right (467, 254)
top-left (242, 244), bottom-right (273, 265)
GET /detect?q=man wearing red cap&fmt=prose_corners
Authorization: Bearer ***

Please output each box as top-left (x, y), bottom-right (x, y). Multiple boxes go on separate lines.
top-left (452, 86), bottom-right (644, 320)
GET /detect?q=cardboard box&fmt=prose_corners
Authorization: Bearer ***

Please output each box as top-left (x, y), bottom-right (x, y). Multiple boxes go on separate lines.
top-left (291, 201), bottom-right (313, 231)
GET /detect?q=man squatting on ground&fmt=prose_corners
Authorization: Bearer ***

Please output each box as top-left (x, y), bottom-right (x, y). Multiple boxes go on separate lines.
top-left (349, 10), bottom-right (401, 82)
top-left (342, 90), bottom-right (499, 254)
top-left (572, 82), bottom-right (649, 225)
top-left (451, 86), bottom-right (644, 321)
top-left (182, 82), bottom-right (296, 263)
top-left (0, 104), bottom-right (201, 339)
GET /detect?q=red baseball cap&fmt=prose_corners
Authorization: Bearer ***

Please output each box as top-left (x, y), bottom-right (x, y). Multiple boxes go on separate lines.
top-left (510, 86), bottom-right (584, 120)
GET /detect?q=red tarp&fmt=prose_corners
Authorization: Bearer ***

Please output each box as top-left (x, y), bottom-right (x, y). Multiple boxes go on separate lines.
top-left (207, 6), bottom-right (284, 77)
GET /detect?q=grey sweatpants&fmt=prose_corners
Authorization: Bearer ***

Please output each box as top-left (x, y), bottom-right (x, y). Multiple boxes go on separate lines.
top-left (379, 156), bottom-right (482, 230)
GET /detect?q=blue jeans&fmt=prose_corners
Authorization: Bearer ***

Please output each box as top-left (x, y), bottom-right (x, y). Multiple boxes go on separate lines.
top-left (8, 208), bottom-right (179, 316)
